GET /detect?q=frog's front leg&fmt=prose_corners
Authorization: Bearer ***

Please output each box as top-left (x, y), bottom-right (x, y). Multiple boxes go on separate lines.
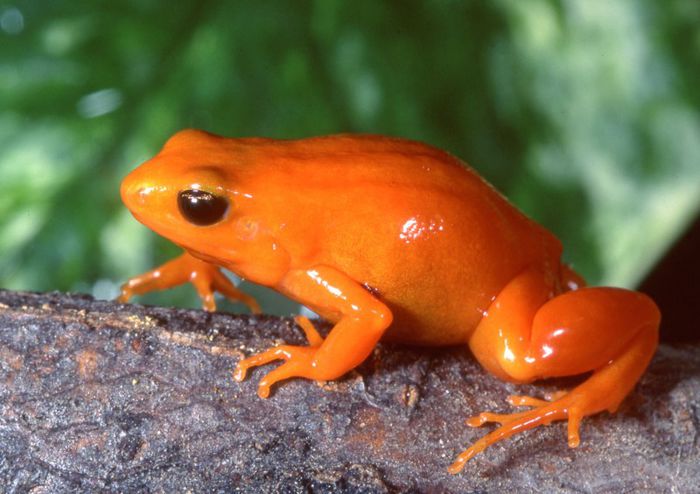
top-left (118, 251), bottom-right (260, 313)
top-left (233, 265), bottom-right (393, 398)
top-left (449, 267), bottom-right (660, 474)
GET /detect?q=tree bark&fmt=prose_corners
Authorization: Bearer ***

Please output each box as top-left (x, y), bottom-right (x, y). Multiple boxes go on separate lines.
top-left (0, 289), bottom-right (697, 493)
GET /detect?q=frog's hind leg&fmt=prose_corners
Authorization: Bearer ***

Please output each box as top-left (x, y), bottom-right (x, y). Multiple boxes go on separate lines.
top-left (451, 268), bottom-right (660, 474)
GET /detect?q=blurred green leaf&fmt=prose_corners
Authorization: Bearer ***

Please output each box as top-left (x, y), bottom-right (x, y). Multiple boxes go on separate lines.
top-left (1, 0), bottom-right (698, 314)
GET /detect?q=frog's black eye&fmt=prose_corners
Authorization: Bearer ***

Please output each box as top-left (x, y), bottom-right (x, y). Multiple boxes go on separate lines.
top-left (177, 189), bottom-right (229, 226)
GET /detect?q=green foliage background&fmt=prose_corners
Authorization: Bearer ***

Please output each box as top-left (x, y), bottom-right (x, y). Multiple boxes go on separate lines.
top-left (1, 0), bottom-right (699, 315)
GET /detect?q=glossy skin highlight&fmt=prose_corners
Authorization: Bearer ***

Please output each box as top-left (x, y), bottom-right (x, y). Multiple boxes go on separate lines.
top-left (119, 130), bottom-right (660, 473)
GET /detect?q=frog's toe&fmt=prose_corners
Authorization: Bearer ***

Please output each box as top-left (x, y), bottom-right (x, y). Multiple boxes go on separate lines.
top-left (233, 345), bottom-right (318, 398)
top-left (294, 315), bottom-right (324, 346)
top-left (465, 409), bottom-right (530, 427)
top-left (116, 287), bottom-right (132, 303)
top-left (211, 269), bottom-right (261, 313)
top-left (451, 393), bottom-right (578, 474)
top-left (466, 392), bottom-right (570, 427)
top-left (256, 355), bottom-right (315, 398)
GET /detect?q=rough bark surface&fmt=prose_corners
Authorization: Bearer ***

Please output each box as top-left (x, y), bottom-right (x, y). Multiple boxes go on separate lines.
top-left (0, 289), bottom-right (698, 493)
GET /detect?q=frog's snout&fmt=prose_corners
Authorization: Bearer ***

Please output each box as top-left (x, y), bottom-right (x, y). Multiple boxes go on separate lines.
top-left (120, 166), bottom-right (154, 212)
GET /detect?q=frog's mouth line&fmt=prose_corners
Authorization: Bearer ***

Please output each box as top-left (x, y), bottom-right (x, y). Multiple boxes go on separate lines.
top-left (175, 244), bottom-right (224, 265)
top-left (127, 209), bottom-right (180, 247)
top-left (127, 207), bottom-right (176, 237)
top-left (126, 206), bottom-right (239, 267)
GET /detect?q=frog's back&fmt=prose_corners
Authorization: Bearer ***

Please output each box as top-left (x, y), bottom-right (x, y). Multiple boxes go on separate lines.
top-left (242, 134), bottom-right (491, 197)
top-left (242, 134), bottom-right (563, 345)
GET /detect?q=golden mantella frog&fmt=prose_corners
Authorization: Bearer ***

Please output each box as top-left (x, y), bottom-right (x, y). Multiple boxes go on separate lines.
top-left (119, 130), bottom-right (660, 473)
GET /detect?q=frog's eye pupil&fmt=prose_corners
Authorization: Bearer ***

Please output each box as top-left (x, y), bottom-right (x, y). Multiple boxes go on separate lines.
top-left (177, 189), bottom-right (229, 226)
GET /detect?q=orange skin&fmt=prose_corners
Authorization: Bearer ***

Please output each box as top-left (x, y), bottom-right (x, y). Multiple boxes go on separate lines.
top-left (119, 129), bottom-right (660, 473)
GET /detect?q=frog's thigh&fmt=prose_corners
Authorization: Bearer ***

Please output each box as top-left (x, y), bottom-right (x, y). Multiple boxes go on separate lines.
top-left (525, 287), bottom-right (659, 380)
top-left (450, 269), bottom-right (659, 472)
top-left (468, 267), bottom-right (551, 382)
top-left (280, 265), bottom-right (393, 378)
top-left (469, 267), bottom-right (660, 384)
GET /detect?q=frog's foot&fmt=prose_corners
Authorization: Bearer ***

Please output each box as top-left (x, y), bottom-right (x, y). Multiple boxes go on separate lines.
top-left (448, 392), bottom-right (580, 474)
top-left (460, 274), bottom-right (660, 474)
top-left (233, 316), bottom-right (325, 398)
top-left (193, 263), bottom-right (261, 313)
top-left (118, 251), bottom-right (260, 313)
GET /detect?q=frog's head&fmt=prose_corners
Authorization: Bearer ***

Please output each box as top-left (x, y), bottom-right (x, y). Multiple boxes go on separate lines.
top-left (120, 129), bottom-right (262, 265)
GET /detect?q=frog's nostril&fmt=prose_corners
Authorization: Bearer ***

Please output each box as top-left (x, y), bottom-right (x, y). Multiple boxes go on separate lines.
top-left (120, 171), bottom-right (150, 208)
top-left (122, 184), bottom-right (150, 207)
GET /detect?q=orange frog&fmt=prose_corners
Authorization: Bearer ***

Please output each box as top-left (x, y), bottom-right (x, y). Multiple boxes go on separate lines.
top-left (118, 130), bottom-right (660, 473)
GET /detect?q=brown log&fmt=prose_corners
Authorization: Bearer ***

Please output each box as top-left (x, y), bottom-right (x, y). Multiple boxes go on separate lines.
top-left (0, 289), bottom-right (697, 493)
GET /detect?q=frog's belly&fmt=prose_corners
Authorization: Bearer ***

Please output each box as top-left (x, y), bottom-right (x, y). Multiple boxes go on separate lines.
top-left (380, 289), bottom-right (486, 346)
top-left (364, 266), bottom-right (501, 346)
top-left (367, 247), bottom-right (535, 346)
